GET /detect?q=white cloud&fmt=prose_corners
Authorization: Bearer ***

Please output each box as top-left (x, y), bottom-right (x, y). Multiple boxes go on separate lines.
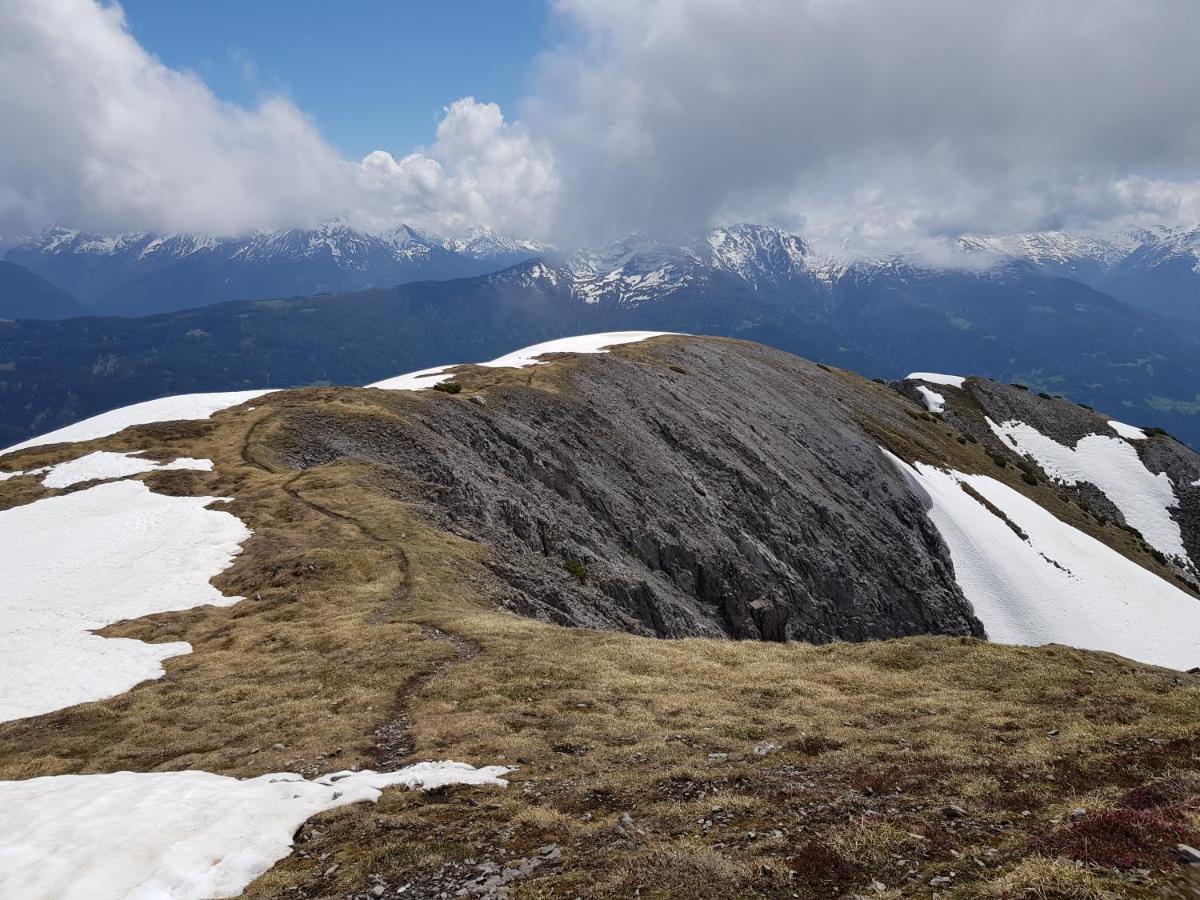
top-left (0, 0), bottom-right (556, 239)
top-left (2, 0), bottom-right (1200, 247)
top-left (349, 98), bottom-right (559, 237)
top-left (534, 0), bottom-right (1200, 245)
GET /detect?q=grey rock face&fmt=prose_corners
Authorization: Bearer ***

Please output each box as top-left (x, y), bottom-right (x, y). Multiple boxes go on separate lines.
top-left (272, 338), bottom-right (983, 643)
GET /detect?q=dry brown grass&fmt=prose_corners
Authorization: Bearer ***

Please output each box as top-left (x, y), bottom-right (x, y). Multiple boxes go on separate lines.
top-left (1, 346), bottom-right (1198, 898)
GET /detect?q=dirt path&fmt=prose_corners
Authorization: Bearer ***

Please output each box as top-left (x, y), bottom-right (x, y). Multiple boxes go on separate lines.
top-left (241, 409), bottom-right (480, 773)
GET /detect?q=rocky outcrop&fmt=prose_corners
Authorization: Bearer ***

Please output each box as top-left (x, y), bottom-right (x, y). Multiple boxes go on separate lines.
top-left (271, 338), bottom-right (983, 643)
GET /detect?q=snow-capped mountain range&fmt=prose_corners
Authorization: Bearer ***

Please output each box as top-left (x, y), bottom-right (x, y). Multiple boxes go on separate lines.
top-left (3, 222), bottom-right (548, 316)
top-left (489, 224), bottom-right (842, 306)
top-left (959, 225), bottom-right (1200, 321)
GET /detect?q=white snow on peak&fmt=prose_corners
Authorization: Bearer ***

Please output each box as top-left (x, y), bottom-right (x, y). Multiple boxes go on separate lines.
top-left (508, 225), bottom-right (817, 307)
top-left (884, 451), bottom-right (1200, 670)
top-left (906, 372), bottom-right (966, 389)
top-left (0, 480), bottom-right (249, 722)
top-left (988, 419), bottom-right (1189, 563)
top-left (1107, 419), bottom-right (1148, 440)
top-left (370, 332), bottom-right (675, 391)
top-left (915, 386), bottom-right (946, 414)
top-left (40, 451), bottom-right (212, 489)
top-left (0, 762), bottom-right (510, 900)
top-left (2, 390), bottom-right (273, 456)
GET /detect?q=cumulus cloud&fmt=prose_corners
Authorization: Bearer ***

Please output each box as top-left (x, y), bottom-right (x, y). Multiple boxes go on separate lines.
top-left (3, 0), bottom-right (1200, 247)
top-left (350, 99), bottom-right (559, 237)
top-left (534, 0), bottom-right (1200, 246)
top-left (0, 0), bottom-right (556, 238)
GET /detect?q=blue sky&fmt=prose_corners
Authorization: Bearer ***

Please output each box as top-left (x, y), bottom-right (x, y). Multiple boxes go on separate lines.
top-left (118, 0), bottom-right (551, 159)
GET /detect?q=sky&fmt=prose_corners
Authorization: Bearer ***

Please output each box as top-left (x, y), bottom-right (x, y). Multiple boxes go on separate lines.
top-left (2, 0), bottom-right (1200, 250)
top-left (114, 1), bottom-right (550, 160)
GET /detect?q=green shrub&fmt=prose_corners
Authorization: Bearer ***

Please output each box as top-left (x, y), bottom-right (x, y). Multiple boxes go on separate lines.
top-left (1037, 392), bottom-right (1053, 400)
top-left (1010, 382), bottom-right (1029, 391)
top-left (564, 558), bottom-right (589, 584)
top-left (1020, 472), bottom-right (1039, 486)
top-left (433, 381), bottom-right (462, 395)
top-left (988, 452), bottom-right (1007, 468)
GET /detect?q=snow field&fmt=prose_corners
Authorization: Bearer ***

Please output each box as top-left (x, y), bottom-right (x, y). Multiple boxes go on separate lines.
top-left (370, 331), bottom-right (676, 390)
top-left (2, 390), bottom-right (273, 455)
top-left (905, 372), bottom-right (965, 388)
top-left (988, 418), bottom-right (1189, 563)
top-left (0, 480), bottom-right (249, 722)
top-left (884, 450), bottom-right (1200, 670)
top-left (0, 762), bottom-right (511, 900)
top-left (915, 385), bottom-right (945, 413)
top-left (41, 451), bottom-right (212, 488)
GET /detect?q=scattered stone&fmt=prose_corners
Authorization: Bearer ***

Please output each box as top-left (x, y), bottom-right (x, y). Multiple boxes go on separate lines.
top-left (615, 812), bottom-right (634, 838)
top-left (929, 875), bottom-right (953, 886)
top-left (272, 742), bottom-right (286, 750)
top-left (1177, 844), bottom-right (1200, 865)
top-left (754, 741), bottom-right (780, 756)
top-left (1070, 807), bottom-right (1087, 821)
top-left (942, 805), bottom-right (968, 819)
top-left (707, 752), bottom-right (728, 761)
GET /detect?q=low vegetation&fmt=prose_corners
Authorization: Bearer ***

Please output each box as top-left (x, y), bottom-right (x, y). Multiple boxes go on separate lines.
top-left (1, 343), bottom-right (1197, 898)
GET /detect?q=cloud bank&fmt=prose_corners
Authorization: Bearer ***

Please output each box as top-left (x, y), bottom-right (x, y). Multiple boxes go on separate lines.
top-left (0, 0), bottom-right (557, 238)
top-left (2, 0), bottom-right (1200, 246)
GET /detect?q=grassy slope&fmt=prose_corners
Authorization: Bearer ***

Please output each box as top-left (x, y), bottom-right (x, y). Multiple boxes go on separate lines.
top-left (0, 340), bottom-right (1197, 898)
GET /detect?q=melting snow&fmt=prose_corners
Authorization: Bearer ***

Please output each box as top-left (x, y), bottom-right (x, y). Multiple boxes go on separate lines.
top-left (41, 452), bottom-right (212, 489)
top-left (2, 391), bottom-right (273, 456)
top-left (0, 762), bottom-right (511, 900)
top-left (1107, 419), bottom-right (1148, 440)
top-left (906, 372), bottom-right (966, 389)
top-left (885, 451), bottom-right (1200, 670)
top-left (988, 418), bottom-right (1188, 562)
top-left (0, 480), bottom-right (249, 722)
top-left (915, 386), bottom-right (946, 414)
top-left (370, 332), bottom-right (675, 391)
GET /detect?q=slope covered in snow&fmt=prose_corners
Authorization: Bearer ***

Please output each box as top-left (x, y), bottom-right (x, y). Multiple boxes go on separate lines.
top-left (905, 372), bottom-right (966, 389)
top-left (0, 480), bottom-right (249, 721)
top-left (40, 451), bottom-right (211, 488)
top-left (915, 386), bottom-right (946, 413)
top-left (0, 762), bottom-right (510, 900)
top-left (2, 390), bottom-right (272, 455)
top-left (988, 418), bottom-right (1189, 563)
top-left (886, 452), bottom-right (1200, 670)
top-left (370, 332), bottom-right (675, 390)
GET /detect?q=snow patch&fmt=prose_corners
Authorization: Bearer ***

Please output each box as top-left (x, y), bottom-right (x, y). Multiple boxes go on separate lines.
top-left (41, 452), bottom-right (212, 489)
top-left (2, 391), bottom-right (273, 455)
top-left (906, 372), bottom-right (966, 389)
top-left (0, 480), bottom-right (249, 722)
top-left (0, 762), bottom-right (510, 900)
top-left (1107, 419), bottom-right (1148, 440)
top-left (915, 386), bottom-right (946, 414)
top-left (884, 451), bottom-right (1200, 670)
top-left (371, 332), bottom-right (675, 391)
top-left (988, 418), bottom-right (1188, 562)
